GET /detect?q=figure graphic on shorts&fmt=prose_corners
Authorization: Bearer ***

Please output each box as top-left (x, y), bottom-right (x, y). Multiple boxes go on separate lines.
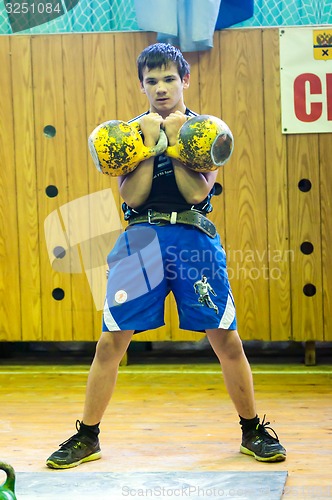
top-left (193, 275), bottom-right (219, 314)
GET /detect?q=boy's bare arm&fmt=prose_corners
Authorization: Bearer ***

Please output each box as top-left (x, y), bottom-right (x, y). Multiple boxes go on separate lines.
top-left (118, 113), bottom-right (163, 208)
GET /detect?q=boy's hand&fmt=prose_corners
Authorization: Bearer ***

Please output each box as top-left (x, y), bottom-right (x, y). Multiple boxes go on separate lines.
top-left (163, 111), bottom-right (187, 146)
top-left (139, 113), bottom-right (163, 147)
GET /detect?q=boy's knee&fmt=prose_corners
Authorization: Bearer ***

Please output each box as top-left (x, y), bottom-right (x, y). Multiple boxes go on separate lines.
top-left (219, 332), bottom-right (245, 360)
top-left (224, 340), bottom-right (244, 360)
top-left (95, 333), bottom-right (126, 364)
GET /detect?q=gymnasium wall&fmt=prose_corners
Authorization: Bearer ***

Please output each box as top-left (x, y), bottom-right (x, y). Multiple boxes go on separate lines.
top-left (0, 29), bottom-right (331, 343)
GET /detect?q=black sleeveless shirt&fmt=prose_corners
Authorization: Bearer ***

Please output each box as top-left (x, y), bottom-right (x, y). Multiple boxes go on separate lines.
top-left (122, 108), bottom-right (215, 220)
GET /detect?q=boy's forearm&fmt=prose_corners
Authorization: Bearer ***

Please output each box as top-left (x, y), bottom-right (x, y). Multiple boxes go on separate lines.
top-left (118, 158), bottom-right (155, 208)
top-left (173, 161), bottom-right (218, 205)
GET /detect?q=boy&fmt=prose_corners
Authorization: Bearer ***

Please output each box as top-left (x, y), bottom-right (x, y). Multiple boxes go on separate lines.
top-left (46, 43), bottom-right (286, 469)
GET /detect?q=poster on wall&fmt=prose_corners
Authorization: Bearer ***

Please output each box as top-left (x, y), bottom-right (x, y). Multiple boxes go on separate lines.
top-left (280, 27), bottom-right (332, 134)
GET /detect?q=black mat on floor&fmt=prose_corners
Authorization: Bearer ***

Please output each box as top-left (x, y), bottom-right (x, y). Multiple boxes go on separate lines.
top-left (15, 470), bottom-right (288, 500)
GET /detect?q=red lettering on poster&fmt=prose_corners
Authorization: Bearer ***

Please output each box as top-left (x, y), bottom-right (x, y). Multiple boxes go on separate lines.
top-left (294, 73), bottom-right (322, 122)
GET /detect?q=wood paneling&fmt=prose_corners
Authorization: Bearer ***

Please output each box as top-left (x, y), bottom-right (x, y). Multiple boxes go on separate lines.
top-left (182, 50), bottom-right (200, 113)
top-left (0, 29), bottom-right (331, 343)
top-left (287, 134), bottom-right (323, 341)
top-left (10, 36), bottom-right (42, 342)
top-left (31, 35), bottom-right (72, 340)
top-left (83, 33), bottom-right (120, 200)
top-left (320, 133), bottom-right (332, 341)
top-left (220, 29), bottom-right (270, 340)
top-left (62, 34), bottom-right (95, 341)
top-left (262, 29), bottom-right (291, 341)
top-left (0, 37), bottom-right (21, 341)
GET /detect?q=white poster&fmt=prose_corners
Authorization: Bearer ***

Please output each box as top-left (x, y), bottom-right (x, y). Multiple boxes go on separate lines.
top-left (280, 27), bottom-right (332, 134)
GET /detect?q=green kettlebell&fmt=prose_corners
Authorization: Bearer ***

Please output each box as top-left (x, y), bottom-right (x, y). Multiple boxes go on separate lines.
top-left (0, 462), bottom-right (17, 500)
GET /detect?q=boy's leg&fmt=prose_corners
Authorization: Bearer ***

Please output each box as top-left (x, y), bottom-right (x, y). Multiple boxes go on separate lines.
top-left (206, 328), bottom-right (286, 462)
top-left (206, 329), bottom-right (256, 418)
top-left (46, 330), bottom-right (133, 469)
top-left (83, 330), bottom-right (134, 425)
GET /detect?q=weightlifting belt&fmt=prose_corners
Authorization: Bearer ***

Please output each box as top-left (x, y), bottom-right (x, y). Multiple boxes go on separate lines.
top-left (127, 209), bottom-right (217, 238)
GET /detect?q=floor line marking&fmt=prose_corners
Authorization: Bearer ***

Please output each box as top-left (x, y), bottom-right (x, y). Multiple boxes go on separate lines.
top-left (0, 369), bottom-right (331, 376)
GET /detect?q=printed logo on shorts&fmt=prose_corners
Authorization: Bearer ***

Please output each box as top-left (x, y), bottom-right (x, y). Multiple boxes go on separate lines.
top-left (193, 275), bottom-right (219, 314)
top-left (114, 290), bottom-right (128, 304)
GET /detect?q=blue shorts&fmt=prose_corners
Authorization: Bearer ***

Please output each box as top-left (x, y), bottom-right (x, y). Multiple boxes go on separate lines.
top-left (102, 223), bottom-right (237, 333)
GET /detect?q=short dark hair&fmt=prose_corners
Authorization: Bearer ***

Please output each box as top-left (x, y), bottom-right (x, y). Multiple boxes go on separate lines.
top-left (137, 43), bottom-right (190, 82)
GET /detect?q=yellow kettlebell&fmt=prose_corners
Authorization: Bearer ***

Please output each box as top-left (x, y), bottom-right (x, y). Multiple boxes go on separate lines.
top-left (0, 462), bottom-right (17, 500)
top-left (88, 120), bottom-right (168, 176)
top-left (166, 114), bottom-right (234, 172)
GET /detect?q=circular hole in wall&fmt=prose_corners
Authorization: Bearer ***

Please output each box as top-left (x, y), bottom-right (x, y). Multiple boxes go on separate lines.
top-left (303, 284), bottom-right (316, 297)
top-left (52, 288), bottom-right (65, 301)
top-left (45, 185), bottom-right (58, 198)
top-left (53, 246), bottom-right (66, 259)
top-left (298, 179), bottom-right (312, 192)
top-left (300, 242), bottom-right (314, 255)
top-left (43, 125), bottom-right (56, 138)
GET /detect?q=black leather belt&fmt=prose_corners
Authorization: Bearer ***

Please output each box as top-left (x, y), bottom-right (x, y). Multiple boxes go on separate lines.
top-left (127, 209), bottom-right (217, 238)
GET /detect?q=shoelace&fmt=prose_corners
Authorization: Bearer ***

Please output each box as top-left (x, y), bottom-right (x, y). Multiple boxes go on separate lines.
top-left (59, 435), bottom-right (84, 450)
top-left (58, 420), bottom-right (84, 449)
top-left (256, 415), bottom-right (280, 442)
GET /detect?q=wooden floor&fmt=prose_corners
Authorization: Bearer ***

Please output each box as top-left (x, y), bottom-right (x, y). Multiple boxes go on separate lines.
top-left (0, 345), bottom-right (331, 499)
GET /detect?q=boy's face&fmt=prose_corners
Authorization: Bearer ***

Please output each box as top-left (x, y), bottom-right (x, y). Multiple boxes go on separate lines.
top-left (140, 62), bottom-right (190, 117)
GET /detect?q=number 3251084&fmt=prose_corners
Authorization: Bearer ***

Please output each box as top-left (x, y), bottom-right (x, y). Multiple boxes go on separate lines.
top-left (5, 2), bottom-right (62, 14)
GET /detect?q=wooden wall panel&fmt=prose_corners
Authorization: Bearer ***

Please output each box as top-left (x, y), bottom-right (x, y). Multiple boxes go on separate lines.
top-left (262, 29), bottom-right (291, 341)
top-left (287, 135), bottom-right (323, 341)
top-left (31, 35), bottom-right (73, 340)
top-left (220, 29), bottom-right (270, 340)
top-left (83, 32), bottom-right (119, 200)
top-left (196, 33), bottom-right (220, 116)
top-left (83, 32), bottom-right (120, 203)
top-left (0, 29), bottom-right (330, 344)
top-left (62, 34), bottom-right (95, 341)
top-left (183, 50), bottom-right (200, 113)
top-left (0, 37), bottom-right (21, 341)
top-left (319, 133), bottom-right (332, 341)
top-left (10, 36), bottom-right (42, 341)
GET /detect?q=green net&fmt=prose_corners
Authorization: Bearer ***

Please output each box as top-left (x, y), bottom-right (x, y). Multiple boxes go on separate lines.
top-left (0, 0), bottom-right (139, 34)
top-left (0, 0), bottom-right (331, 35)
top-left (235, 0), bottom-right (331, 28)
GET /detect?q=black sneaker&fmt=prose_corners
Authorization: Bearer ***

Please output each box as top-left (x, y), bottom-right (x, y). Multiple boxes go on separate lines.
top-left (240, 415), bottom-right (286, 462)
top-left (46, 420), bottom-right (101, 469)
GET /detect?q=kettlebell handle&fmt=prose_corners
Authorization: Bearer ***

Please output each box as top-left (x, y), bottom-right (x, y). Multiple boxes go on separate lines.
top-left (130, 121), bottom-right (168, 159)
top-left (0, 462), bottom-right (16, 500)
